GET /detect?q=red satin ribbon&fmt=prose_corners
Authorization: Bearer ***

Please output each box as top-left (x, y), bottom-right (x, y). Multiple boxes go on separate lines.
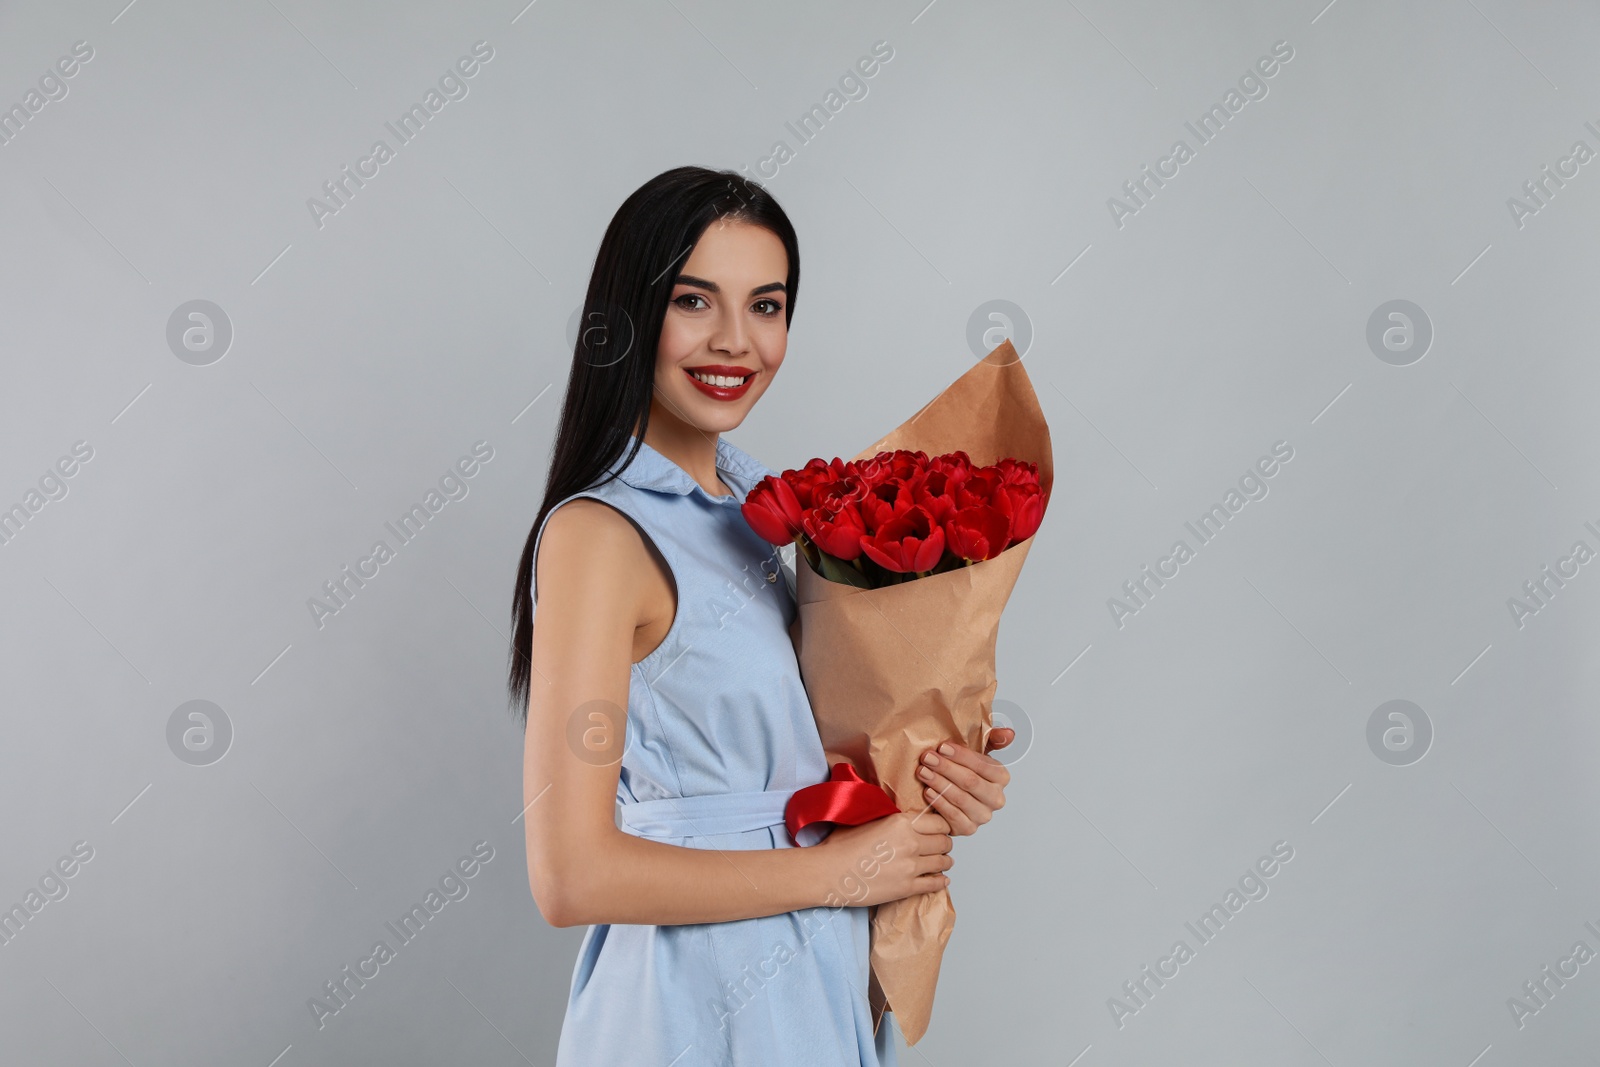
top-left (785, 761), bottom-right (900, 845)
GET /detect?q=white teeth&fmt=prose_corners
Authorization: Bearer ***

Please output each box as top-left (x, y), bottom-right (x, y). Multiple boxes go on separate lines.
top-left (690, 370), bottom-right (749, 388)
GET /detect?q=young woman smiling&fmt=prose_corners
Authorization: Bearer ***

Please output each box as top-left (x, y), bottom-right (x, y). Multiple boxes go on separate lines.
top-left (508, 166), bottom-right (1013, 1065)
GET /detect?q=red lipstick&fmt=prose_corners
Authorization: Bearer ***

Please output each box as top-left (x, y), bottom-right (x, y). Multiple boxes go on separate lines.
top-left (683, 364), bottom-right (756, 401)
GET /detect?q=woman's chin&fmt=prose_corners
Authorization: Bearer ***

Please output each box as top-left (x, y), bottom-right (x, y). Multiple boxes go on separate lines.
top-left (670, 394), bottom-right (756, 431)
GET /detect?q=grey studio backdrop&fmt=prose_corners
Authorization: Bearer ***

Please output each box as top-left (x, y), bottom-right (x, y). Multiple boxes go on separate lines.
top-left (1, 0), bottom-right (1597, 1064)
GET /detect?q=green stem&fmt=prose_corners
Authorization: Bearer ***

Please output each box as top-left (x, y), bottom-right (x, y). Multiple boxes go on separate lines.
top-left (796, 536), bottom-right (820, 570)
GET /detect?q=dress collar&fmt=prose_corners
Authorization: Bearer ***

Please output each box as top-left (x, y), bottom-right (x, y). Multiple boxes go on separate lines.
top-left (607, 433), bottom-right (770, 501)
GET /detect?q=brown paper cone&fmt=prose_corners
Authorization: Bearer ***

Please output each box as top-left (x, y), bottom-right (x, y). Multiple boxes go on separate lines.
top-left (787, 340), bottom-right (1053, 1045)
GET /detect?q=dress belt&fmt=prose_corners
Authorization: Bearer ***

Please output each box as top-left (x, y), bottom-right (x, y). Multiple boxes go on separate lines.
top-left (617, 787), bottom-right (804, 841)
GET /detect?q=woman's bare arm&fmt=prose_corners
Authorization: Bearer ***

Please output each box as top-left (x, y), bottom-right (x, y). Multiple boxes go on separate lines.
top-left (524, 498), bottom-right (861, 928)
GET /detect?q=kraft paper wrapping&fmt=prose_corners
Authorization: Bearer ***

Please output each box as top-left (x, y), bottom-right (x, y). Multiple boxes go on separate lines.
top-left (787, 339), bottom-right (1053, 1045)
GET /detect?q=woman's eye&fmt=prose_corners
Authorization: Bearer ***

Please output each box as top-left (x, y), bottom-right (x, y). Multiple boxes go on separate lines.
top-left (676, 293), bottom-right (709, 310)
top-left (754, 299), bottom-right (783, 316)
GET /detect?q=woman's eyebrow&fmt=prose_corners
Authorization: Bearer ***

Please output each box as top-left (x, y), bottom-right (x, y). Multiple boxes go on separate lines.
top-left (674, 274), bottom-right (786, 297)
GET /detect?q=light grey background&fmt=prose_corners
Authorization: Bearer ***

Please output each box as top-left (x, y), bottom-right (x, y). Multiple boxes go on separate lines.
top-left (2, 0), bottom-right (1597, 1064)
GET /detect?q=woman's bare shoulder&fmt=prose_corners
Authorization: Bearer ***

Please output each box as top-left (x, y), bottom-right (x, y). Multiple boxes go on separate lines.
top-left (539, 496), bottom-right (647, 563)
top-left (537, 496), bottom-right (667, 596)
top-left (544, 496), bottom-right (634, 535)
top-left (535, 496), bottom-right (662, 636)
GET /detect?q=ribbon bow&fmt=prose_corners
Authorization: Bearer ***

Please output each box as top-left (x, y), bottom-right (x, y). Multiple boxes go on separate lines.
top-left (784, 761), bottom-right (900, 846)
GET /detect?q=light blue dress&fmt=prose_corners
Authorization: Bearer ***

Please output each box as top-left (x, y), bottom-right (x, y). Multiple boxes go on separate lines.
top-left (530, 433), bottom-right (900, 1067)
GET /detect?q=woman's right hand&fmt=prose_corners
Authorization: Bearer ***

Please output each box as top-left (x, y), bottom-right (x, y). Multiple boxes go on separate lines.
top-left (815, 811), bottom-right (953, 908)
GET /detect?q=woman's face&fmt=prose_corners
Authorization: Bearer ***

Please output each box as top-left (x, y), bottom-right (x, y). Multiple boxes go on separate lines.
top-left (650, 218), bottom-right (788, 436)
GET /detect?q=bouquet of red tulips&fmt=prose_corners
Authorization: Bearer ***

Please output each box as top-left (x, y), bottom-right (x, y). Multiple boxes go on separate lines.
top-left (739, 339), bottom-right (1053, 1045)
top-left (742, 447), bottom-right (1046, 589)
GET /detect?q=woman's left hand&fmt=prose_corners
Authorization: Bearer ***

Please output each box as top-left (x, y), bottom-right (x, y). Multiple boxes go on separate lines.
top-left (914, 727), bottom-right (1014, 837)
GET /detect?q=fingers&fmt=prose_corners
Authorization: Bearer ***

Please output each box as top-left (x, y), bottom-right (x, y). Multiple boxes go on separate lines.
top-left (919, 763), bottom-right (1001, 834)
top-left (923, 782), bottom-right (980, 836)
top-left (923, 741), bottom-right (1011, 789)
top-left (984, 727), bottom-right (1016, 753)
top-left (923, 747), bottom-right (1006, 799)
top-left (909, 830), bottom-right (953, 896)
top-left (903, 815), bottom-right (951, 854)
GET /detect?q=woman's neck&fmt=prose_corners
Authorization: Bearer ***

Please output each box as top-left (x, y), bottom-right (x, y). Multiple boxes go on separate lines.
top-left (635, 412), bottom-right (731, 497)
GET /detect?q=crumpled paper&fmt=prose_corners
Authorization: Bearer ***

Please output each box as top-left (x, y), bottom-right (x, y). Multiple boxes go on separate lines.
top-left (787, 339), bottom-right (1053, 1044)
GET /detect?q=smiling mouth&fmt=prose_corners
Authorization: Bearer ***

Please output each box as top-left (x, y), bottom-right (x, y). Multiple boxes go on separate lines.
top-left (685, 368), bottom-right (755, 388)
top-left (682, 367), bottom-right (758, 401)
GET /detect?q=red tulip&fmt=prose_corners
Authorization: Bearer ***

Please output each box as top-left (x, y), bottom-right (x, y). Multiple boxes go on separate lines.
top-left (943, 504), bottom-right (1012, 562)
top-left (912, 468), bottom-right (958, 525)
top-left (741, 474), bottom-right (803, 544)
top-left (994, 482), bottom-right (1045, 543)
top-left (812, 471), bottom-right (864, 512)
top-left (860, 505), bottom-right (946, 573)
top-left (789, 457), bottom-right (852, 509)
top-left (993, 457), bottom-right (1038, 485)
top-left (954, 466), bottom-right (1004, 509)
top-left (882, 449), bottom-right (928, 481)
top-left (804, 501), bottom-right (867, 560)
top-left (858, 477), bottom-right (914, 534)
top-left (929, 451), bottom-right (973, 490)
top-left (853, 453), bottom-right (895, 489)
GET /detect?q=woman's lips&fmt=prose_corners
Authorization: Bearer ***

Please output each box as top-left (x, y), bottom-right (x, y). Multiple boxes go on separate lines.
top-left (684, 367), bottom-right (755, 401)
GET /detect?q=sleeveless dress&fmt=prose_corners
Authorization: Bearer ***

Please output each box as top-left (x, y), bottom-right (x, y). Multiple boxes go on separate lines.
top-left (529, 433), bottom-right (900, 1067)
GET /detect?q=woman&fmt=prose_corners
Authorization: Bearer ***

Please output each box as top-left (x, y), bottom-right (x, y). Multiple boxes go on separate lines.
top-left (507, 165), bottom-right (1013, 1065)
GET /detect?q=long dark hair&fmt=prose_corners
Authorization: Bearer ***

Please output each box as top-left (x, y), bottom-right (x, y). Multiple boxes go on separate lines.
top-left (506, 165), bottom-right (801, 723)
